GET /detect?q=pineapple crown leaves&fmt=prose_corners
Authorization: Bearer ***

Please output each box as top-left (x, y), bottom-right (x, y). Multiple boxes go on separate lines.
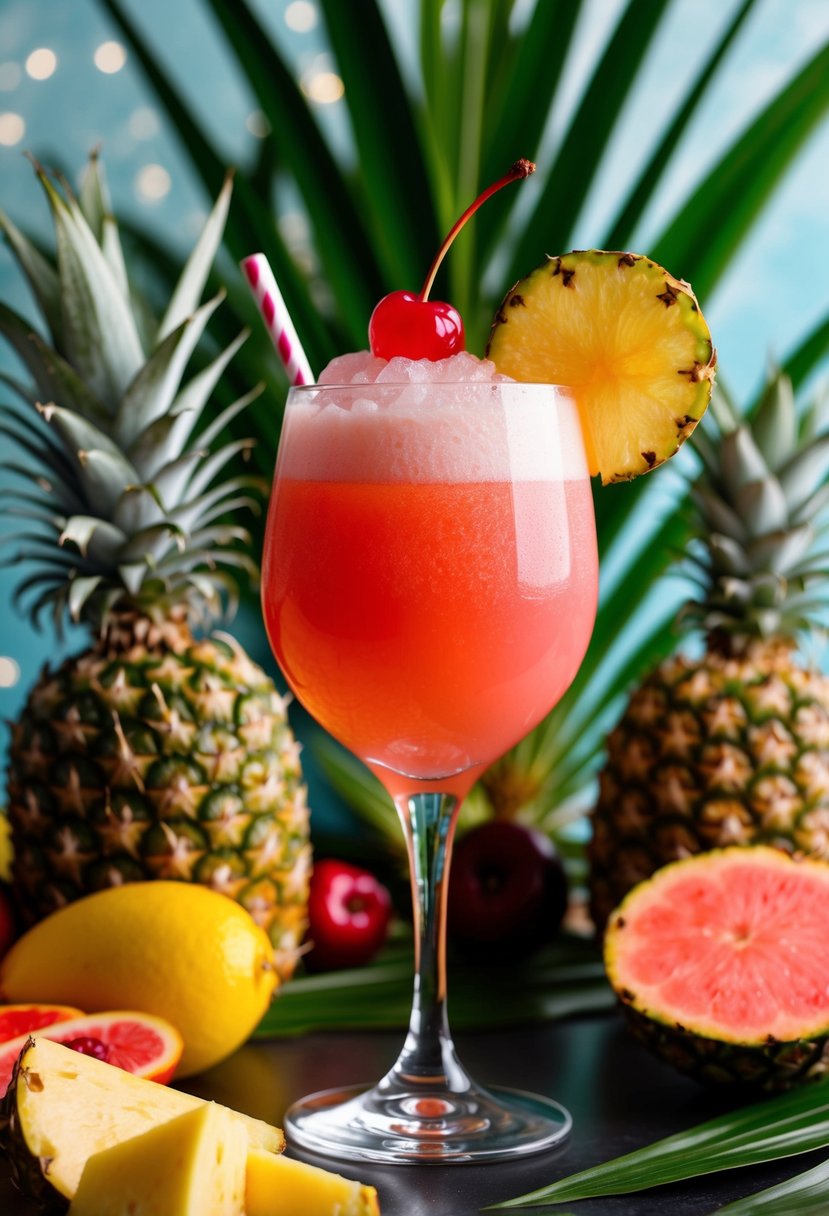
top-left (682, 369), bottom-right (829, 642)
top-left (0, 155), bottom-right (265, 635)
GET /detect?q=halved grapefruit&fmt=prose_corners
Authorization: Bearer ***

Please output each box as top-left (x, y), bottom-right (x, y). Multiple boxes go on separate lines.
top-left (605, 847), bottom-right (829, 1088)
top-left (0, 1003), bottom-right (84, 1042)
top-left (0, 1011), bottom-right (183, 1095)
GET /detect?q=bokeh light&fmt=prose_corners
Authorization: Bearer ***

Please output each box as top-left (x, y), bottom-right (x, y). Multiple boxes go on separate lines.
top-left (25, 48), bottom-right (58, 81)
top-left (285, 2), bottom-right (317, 33)
top-left (0, 658), bottom-right (20, 689)
top-left (94, 41), bottom-right (127, 74)
top-left (135, 163), bottom-right (171, 202)
top-left (302, 71), bottom-right (344, 105)
top-left (0, 112), bottom-right (25, 146)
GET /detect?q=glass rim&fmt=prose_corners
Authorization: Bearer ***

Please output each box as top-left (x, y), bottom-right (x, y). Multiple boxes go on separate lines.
top-left (286, 380), bottom-right (575, 394)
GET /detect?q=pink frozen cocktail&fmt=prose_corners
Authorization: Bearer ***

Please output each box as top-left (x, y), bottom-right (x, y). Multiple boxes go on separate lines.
top-left (263, 353), bottom-right (596, 794)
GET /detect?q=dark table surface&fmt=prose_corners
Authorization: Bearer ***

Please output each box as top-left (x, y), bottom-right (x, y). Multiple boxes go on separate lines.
top-left (1, 1011), bottom-right (821, 1214)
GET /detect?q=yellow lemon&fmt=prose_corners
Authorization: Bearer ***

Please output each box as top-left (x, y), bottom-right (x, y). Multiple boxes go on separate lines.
top-left (0, 882), bottom-right (277, 1077)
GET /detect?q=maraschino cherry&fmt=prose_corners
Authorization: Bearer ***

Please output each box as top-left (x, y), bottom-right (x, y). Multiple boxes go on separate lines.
top-left (369, 159), bottom-right (536, 362)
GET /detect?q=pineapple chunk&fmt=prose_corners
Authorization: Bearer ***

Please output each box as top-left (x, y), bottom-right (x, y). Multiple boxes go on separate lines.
top-left (69, 1104), bottom-right (247, 1216)
top-left (1, 1038), bottom-right (283, 1203)
top-left (246, 1148), bottom-right (380, 1216)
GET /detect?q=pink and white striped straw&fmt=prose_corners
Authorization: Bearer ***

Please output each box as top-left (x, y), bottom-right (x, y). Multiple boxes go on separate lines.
top-left (241, 253), bottom-right (315, 386)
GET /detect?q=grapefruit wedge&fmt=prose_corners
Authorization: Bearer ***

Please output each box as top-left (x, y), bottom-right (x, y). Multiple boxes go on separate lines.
top-left (0, 1003), bottom-right (83, 1041)
top-left (0, 1011), bottom-right (183, 1095)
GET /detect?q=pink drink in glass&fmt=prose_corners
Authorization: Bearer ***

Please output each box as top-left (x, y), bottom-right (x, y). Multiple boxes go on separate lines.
top-left (263, 383), bottom-right (596, 790)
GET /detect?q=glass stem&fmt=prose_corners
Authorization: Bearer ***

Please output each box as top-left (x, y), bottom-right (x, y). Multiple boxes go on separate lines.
top-left (388, 791), bottom-right (469, 1092)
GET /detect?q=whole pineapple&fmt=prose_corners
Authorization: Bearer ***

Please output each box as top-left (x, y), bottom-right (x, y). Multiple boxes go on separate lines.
top-left (589, 372), bottom-right (829, 929)
top-left (0, 158), bottom-right (310, 980)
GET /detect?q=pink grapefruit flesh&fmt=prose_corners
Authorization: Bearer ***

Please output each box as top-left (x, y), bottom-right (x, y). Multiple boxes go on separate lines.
top-left (0, 1003), bottom-right (84, 1042)
top-left (605, 847), bottom-right (829, 1044)
top-left (0, 1011), bottom-right (183, 1095)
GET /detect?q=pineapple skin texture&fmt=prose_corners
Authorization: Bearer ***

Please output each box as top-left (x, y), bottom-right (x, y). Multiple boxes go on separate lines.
top-left (6, 627), bottom-right (311, 984)
top-left (589, 640), bottom-right (829, 931)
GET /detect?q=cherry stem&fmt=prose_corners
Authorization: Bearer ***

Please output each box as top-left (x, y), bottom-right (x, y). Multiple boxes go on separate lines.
top-left (419, 159), bottom-right (536, 302)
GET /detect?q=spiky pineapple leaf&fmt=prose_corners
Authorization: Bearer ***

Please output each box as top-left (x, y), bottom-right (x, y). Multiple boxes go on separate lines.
top-left (0, 207), bottom-right (62, 343)
top-left (37, 170), bottom-right (145, 405)
top-left (177, 437), bottom-right (256, 503)
top-left (712, 1158), bottom-right (829, 1216)
top-left (73, 448), bottom-right (141, 514)
top-left (0, 301), bottom-right (109, 428)
top-left (67, 574), bottom-right (103, 621)
top-left (115, 291), bottom-right (224, 446)
top-left (751, 372), bottom-right (798, 467)
top-left (59, 515), bottom-right (126, 559)
top-left (158, 172), bottom-right (233, 341)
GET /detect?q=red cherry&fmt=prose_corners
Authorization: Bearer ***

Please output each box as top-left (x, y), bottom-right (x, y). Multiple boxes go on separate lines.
top-left (306, 859), bottom-right (392, 971)
top-left (369, 159), bottom-right (535, 362)
top-left (63, 1036), bottom-right (110, 1062)
top-left (368, 291), bottom-right (464, 362)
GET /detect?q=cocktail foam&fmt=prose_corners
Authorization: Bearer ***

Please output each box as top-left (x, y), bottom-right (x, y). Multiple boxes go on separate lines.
top-left (280, 351), bottom-right (588, 484)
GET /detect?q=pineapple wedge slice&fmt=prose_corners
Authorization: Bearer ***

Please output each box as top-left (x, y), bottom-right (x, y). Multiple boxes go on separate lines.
top-left (69, 1104), bottom-right (247, 1216)
top-left (0, 1038), bottom-right (284, 1206)
top-left (246, 1148), bottom-right (379, 1216)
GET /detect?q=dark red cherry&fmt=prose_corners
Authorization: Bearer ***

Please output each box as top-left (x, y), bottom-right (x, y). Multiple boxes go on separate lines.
top-left (369, 159), bottom-right (535, 362)
top-left (368, 290), bottom-right (464, 362)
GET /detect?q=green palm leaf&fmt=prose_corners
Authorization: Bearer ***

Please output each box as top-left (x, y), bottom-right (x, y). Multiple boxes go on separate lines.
top-left (490, 1083), bottom-right (829, 1208)
top-left (714, 1158), bottom-right (829, 1215)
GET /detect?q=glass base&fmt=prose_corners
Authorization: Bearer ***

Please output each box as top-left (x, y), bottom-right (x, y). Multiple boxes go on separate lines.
top-left (285, 1079), bottom-right (572, 1164)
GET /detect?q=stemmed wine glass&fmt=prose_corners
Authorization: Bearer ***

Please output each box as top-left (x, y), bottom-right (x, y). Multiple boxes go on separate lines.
top-left (261, 378), bottom-right (598, 1164)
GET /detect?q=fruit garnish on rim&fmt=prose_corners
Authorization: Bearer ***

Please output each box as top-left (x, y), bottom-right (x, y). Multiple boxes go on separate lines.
top-left (369, 159), bottom-right (535, 361)
top-left (487, 249), bottom-right (716, 483)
